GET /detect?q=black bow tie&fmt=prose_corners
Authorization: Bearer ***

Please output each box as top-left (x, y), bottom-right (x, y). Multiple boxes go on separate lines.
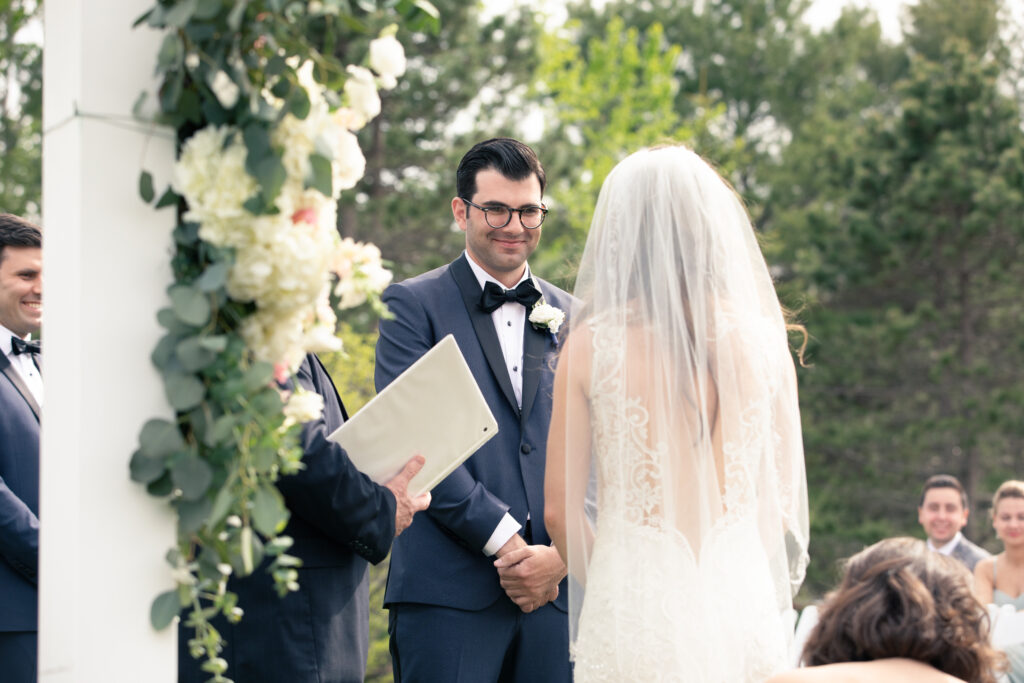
top-left (11, 337), bottom-right (40, 356)
top-left (479, 280), bottom-right (542, 314)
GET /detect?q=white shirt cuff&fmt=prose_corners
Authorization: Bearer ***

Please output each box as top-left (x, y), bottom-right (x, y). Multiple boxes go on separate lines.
top-left (482, 513), bottom-right (522, 556)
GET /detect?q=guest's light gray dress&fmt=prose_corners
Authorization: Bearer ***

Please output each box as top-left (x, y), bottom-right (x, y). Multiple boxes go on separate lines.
top-left (993, 557), bottom-right (1024, 683)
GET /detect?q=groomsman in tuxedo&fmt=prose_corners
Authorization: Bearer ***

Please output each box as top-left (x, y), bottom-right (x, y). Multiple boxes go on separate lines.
top-left (376, 138), bottom-right (573, 682)
top-left (178, 354), bottom-right (431, 683)
top-left (919, 474), bottom-right (990, 571)
top-left (0, 214), bottom-right (43, 683)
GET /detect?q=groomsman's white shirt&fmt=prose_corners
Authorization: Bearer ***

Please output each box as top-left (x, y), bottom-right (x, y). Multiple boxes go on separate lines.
top-left (928, 531), bottom-right (964, 555)
top-left (0, 323), bottom-right (43, 405)
top-left (465, 252), bottom-right (529, 556)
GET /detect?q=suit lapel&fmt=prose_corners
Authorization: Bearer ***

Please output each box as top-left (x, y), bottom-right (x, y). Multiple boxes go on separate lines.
top-left (449, 255), bottom-right (520, 416)
top-left (0, 354), bottom-right (41, 421)
top-left (520, 278), bottom-right (549, 426)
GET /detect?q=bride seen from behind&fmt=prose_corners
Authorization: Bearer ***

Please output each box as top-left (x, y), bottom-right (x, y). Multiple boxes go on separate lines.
top-left (544, 144), bottom-right (810, 682)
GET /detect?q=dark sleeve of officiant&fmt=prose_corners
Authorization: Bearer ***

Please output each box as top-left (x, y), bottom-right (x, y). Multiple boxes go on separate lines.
top-left (277, 352), bottom-right (397, 565)
top-left (178, 352), bottom-right (397, 683)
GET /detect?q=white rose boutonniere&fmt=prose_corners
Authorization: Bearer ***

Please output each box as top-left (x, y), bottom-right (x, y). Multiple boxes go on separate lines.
top-left (529, 301), bottom-right (565, 339)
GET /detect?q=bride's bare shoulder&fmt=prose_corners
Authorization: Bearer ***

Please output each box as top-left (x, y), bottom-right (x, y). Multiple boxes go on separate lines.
top-left (765, 660), bottom-right (965, 683)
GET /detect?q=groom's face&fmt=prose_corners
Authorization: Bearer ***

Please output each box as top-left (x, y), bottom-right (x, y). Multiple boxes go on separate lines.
top-left (453, 168), bottom-right (542, 288)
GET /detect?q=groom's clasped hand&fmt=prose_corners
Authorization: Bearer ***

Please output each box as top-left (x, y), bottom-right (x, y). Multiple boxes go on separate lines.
top-left (493, 534), bottom-right (565, 613)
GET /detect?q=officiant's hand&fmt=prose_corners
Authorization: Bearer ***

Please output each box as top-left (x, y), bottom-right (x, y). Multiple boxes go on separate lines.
top-left (493, 537), bottom-right (566, 613)
top-left (385, 455), bottom-right (431, 536)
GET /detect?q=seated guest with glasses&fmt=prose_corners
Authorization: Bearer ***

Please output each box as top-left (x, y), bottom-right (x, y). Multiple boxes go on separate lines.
top-left (375, 137), bottom-right (574, 682)
top-left (768, 537), bottom-right (1004, 683)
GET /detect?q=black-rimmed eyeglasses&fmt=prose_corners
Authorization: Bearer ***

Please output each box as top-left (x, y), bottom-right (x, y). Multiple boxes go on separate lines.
top-left (461, 198), bottom-right (548, 229)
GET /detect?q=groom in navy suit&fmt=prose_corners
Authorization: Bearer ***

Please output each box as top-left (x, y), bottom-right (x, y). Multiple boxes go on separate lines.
top-left (0, 214), bottom-right (43, 683)
top-left (376, 138), bottom-right (573, 682)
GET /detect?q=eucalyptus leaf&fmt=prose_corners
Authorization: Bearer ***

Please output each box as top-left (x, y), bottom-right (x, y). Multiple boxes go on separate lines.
top-left (251, 485), bottom-right (288, 536)
top-left (130, 449), bottom-right (167, 484)
top-left (151, 333), bottom-right (179, 368)
top-left (169, 285), bottom-right (211, 326)
top-left (194, 0), bottom-right (221, 20)
top-left (160, 69), bottom-right (185, 115)
top-left (177, 496), bottom-right (213, 535)
top-left (232, 527), bottom-right (264, 577)
top-left (155, 187), bottom-right (179, 209)
top-left (264, 56), bottom-right (287, 77)
top-left (139, 418), bottom-right (186, 457)
top-left (287, 88), bottom-right (311, 120)
top-left (199, 336), bottom-right (228, 352)
top-left (132, 91), bottom-right (149, 119)
top-left (306, 154), bottom-right (333, 196)
top-left (147, 471), bottom-right (174, 497)
top-left (242, 363), bottom-right (274, 391)
top-left (251, 446), bottom-right (276, 473)
top-left (151, 590), bottom-right (182, 630)
top-left (157, 307), bottom-right (191, 335)
top-left (242, 123), bottom-right (272, 166)
top-left (208, 479), bottom-right (237, 528)
top-left (157, 34), bottom-right (184, 70)
top-left (164, 0), bottom-right (199, 27)
top-left (172, 455), bottom-right (214, 501)
top-left (195, 262), bottom-right (230, 292)
top-left (164, 371), bottom-right (206, 411)
top-left (227, 0), bottom-right (249, 32)
top-left (205, 414), bottom-right (237, 447)
top-left (139, 171), bottom-right (155, 203)
top-left (176, 337), bottom-right (218, 372)
top-left (250, 388), bottom-right (283, 416)
top-left (255, 155), bottom-right (287, 203)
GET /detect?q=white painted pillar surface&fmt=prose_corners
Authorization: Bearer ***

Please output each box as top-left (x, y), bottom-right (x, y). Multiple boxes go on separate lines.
top-left (41, 0), bottom-right (177, 680)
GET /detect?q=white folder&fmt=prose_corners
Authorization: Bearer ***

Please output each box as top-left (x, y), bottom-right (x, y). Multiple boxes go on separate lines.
top-left (328, 334), bottom-right (498, 497)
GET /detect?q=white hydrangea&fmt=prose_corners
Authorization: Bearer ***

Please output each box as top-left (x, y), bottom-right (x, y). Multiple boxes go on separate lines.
top-left (179, 50), bottom-right (402, 372)
top-left (173, 126), bottom-right (258, 225)
top-left (283, 389), bottom-right (325, 424)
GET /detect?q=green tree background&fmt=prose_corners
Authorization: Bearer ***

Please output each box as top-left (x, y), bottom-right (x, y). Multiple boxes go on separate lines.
top-left (9, 0), bottom-right (1024, 678)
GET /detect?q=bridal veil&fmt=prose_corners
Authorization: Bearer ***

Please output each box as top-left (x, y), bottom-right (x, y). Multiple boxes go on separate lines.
top-left (551, 145), bottom-right (809, 680)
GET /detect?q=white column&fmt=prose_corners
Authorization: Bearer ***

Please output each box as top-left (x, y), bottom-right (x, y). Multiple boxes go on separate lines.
top-left (41, 0), bottom-right (177, 680)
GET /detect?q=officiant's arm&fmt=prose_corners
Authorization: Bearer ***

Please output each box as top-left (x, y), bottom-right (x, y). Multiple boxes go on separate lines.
top-left (0, 474), bottom-right (38, 583)
top-left (277, 354), bottom-right (427, 564)
top-left (376, 283), bottom-right (514, 552)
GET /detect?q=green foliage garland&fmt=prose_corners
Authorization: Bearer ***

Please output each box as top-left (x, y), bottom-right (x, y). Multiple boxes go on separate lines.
top-left (126, 1), bottom-right (437, 680)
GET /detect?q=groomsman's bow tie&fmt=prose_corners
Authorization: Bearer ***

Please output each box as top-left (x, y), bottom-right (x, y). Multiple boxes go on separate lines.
top-left (479, 280), bottom-right (542, 313)
top-left (11, 337), bottom-right (41, 356)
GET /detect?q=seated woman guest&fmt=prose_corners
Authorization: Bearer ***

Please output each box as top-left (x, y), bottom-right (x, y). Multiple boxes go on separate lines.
top-left (974, 480), bottom-right (1024, 682)
top-left (768, 537), bottom-right (1003, 683)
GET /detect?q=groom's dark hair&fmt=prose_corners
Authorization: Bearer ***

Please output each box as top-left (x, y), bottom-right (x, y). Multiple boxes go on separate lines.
top-left (456, 137), bottom-right (546, 201)
top-left (0, 213), bottom-right (42, 264)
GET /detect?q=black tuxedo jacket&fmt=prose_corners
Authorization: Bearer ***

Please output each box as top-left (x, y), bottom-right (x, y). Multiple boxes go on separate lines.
top-left (375, 254), bottom-right (573, 612)
top-left (0, 352), bottom-right (40, 633)
top-left (179, 353), bottom-right (396, 683)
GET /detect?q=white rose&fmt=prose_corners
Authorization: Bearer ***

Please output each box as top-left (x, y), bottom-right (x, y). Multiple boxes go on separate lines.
top-left (369, 34), bottom-right (406, 90)
top-left (529, 302), bottom-right (565, 335)
top-left (284, 389), bottom-right (325, 424)
top-left (344, 65), bottom-right (381, 126)
top-left (209, 70), bottom-right (240, 109)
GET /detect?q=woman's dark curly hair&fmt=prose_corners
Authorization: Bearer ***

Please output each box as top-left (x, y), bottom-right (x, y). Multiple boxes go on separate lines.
top-left (801, 537), bottom-right (1004, 683)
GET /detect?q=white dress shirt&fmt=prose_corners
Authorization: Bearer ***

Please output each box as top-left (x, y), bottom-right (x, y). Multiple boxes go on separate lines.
top-left (928, 531), bottom-right (963, 556)
top-left (0, 323), bottom-right (43, 405)
top-left (464, 252), bottom-right (530, 555)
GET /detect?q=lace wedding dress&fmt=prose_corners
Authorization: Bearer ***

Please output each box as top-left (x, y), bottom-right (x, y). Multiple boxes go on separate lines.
top-left (552, 146), bottom-right (809, 683)
top-left (569, 319), bottom-right (794, 683)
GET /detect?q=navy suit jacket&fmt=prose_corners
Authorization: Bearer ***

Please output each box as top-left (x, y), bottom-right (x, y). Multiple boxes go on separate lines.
top-left (0, 352), bottom-right (40, 632)
top-left (179, 353), bottom-right (396, 683)
top-left (375, 254), bottom-right (572, 612)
